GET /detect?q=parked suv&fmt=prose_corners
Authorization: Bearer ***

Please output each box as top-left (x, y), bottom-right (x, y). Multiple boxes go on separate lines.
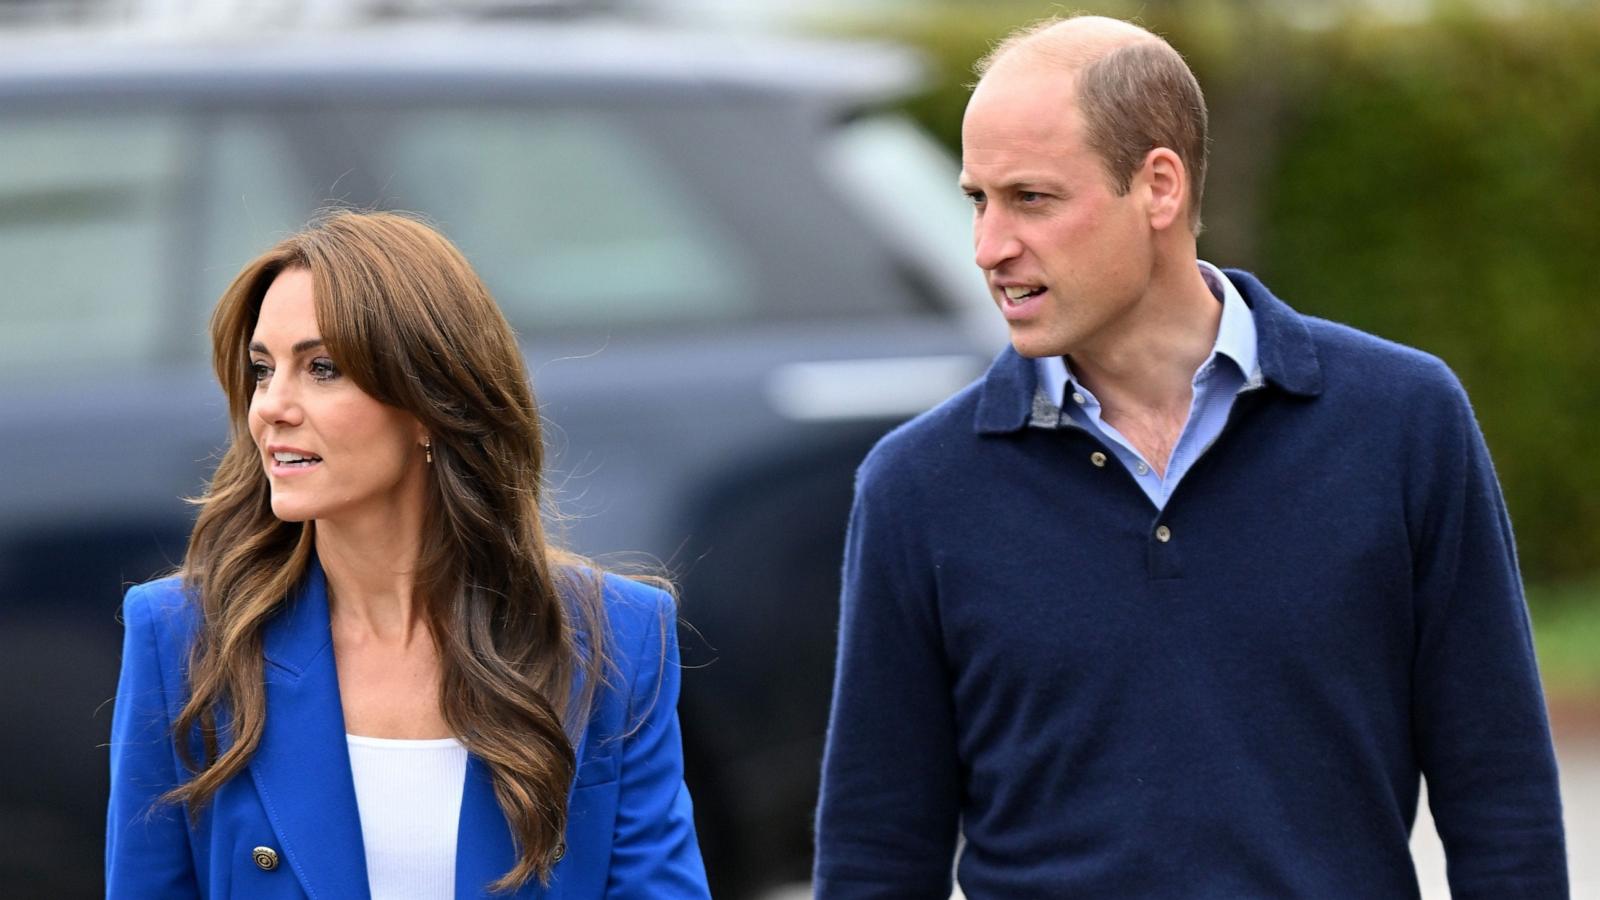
top-left (0, 18), bottom-right (999, 897)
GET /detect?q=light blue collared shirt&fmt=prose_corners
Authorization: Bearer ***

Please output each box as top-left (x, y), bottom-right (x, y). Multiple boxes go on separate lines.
top-left (1033, 261), bottom-right (1261, 509)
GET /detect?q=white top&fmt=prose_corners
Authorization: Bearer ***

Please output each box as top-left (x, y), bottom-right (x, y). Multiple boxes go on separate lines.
top-left (346, 733), bottom-right (469, 900)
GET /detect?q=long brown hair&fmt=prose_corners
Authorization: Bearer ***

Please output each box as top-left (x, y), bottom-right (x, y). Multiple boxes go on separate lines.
top-left (168, 210), bottom-right (610, 890)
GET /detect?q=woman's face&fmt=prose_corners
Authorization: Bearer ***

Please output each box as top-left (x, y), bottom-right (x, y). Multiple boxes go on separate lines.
top-left (246, 267), bottom-right (428, 527)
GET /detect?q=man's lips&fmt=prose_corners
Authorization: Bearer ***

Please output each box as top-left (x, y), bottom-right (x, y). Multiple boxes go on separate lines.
top-left (996, 281), bottom-right (1047, 305)
top-left (996, 284), bottom-right (1048, 312)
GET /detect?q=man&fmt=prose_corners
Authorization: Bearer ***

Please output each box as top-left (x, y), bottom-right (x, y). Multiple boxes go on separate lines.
top-left (814, 14), bottom-right (1567, 899)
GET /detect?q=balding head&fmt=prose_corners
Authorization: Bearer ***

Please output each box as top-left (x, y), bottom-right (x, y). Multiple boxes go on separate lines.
top-left (976, 15), bottom-right (1160, 77)
top-left (974, 15), bottom-right (1209, 234)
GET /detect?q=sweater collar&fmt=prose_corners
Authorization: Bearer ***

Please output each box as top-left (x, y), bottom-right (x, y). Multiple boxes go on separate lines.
top-left (1228, 268), bottom-right (1323, 398)
top-left (974, 267), bottom-right (1322, 435)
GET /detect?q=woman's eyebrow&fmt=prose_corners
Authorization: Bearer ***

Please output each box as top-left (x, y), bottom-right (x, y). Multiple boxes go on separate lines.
top-left (248, 338), bottom-right (325, 355)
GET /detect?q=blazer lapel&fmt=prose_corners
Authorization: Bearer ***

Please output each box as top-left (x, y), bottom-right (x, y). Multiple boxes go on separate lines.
top-left (250, 560), bottom-right (372, 900)
top-left (454, 696), bottom-right (595, 898)
top-left (455, 755), bottom-right (540, 898)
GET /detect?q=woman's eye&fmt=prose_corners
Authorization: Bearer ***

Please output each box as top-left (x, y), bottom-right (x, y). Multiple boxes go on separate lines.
top-left (309, 358), bottom-right (340, 382)
top-left (249, 362), bottom-right (271, 384)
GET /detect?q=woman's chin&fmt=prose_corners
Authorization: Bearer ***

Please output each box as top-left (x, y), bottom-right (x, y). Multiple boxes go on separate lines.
top-left (268, 498), bottom-right (317, 523)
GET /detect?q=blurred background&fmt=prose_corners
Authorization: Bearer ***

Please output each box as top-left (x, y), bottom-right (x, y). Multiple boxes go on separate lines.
top-left (0, 0), bottom-right (1595, 897)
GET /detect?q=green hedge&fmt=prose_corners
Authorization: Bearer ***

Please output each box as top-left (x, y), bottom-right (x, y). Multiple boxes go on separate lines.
top-left (1257, 7), bottom-right (1600, 585)
top-left (832, 2), bottom-right (1600, 589)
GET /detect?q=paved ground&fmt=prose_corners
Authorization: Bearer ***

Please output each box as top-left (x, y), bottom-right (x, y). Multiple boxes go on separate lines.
top-left (767, 722), bottom-right (1600, 899)
top-left (1412, 728), bottom-right (1599, 898)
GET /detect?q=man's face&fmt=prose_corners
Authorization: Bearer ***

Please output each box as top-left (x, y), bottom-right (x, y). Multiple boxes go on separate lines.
top-left (960, 63), bottom-right (1155, 360)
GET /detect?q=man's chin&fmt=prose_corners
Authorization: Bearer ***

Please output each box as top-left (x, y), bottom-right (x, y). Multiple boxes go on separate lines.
top-left (1007, 331), bottom-right (1069, 360)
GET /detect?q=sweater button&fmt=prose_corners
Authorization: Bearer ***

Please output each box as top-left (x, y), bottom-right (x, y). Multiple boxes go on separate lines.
top-left (1155, 525), bottom-right (1172, 543)
top-left (1090, 451), bottom-right (1107, 467)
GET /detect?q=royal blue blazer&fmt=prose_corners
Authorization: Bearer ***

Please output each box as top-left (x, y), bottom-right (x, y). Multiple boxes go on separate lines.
top-left (106, 561), bottom-right (710, 898)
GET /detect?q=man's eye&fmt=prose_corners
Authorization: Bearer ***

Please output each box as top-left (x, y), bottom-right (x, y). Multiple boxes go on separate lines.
top-left (1019, 191), bottom-right (1043, 203)
top-left (309, 359), bottom-right (340, 382)
top-left (964, 190), bottom-right (986, 206)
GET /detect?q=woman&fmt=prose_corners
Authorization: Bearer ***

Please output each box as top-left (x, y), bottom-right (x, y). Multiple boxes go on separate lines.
top-left (105, 212), bottom-right (709, 898)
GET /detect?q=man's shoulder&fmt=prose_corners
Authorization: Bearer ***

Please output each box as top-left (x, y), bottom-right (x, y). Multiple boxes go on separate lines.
top-left (1227, 268), bottom-right (1466, 407)
top-left (1301, 313), bottom-right (1448, 377)
top-left (1299, 313), bottom-right (1468, 408)
top-left (858, 374), bottom-right (991, 488)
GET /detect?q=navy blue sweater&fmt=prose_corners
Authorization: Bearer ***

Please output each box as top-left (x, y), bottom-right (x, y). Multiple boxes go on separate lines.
top-left (815, 271), bottom-right (1567, 899)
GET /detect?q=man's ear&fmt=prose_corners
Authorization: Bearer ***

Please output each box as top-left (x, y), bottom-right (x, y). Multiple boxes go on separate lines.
top-left (1140, 147), bottom-right (1187, 232)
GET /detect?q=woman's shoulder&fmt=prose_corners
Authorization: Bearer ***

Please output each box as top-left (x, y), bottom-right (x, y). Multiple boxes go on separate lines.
top-left (598, 570), bottom-right (674, 617)
top-left (598, 571), bottom-right (676, 659)
top-left (121, 574), bottom-right (201, 649)
top-left (558, 567), bottom-right (676, 676)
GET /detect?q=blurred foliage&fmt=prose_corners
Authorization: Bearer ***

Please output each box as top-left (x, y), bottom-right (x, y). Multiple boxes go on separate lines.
top-left (1530, 577), bottom-right (1600, 693)
top-left (826, 1), bottom-right (1600, 592)
top-left (1259, 4), bottom-right (1600, 588)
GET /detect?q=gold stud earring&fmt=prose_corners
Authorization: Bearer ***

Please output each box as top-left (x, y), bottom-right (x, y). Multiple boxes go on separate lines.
top-left (424, 438), bottom-right (433, 464)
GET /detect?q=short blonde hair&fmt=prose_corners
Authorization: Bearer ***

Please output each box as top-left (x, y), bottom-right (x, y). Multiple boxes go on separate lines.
top-left (977, 16), bottom-right (1210, 234)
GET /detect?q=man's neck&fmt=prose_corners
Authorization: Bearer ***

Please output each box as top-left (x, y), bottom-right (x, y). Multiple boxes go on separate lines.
top-left (1068, 259), bottom-right (1221, 419)
top-left (1066, 259), bottom-right (1223, 475)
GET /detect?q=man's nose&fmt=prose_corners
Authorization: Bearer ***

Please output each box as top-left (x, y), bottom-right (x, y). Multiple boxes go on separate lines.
top-left (973, 210), bottom-right (1021, 271)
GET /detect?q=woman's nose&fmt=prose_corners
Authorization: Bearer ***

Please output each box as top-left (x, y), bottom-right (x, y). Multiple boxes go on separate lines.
top-left (251, 372), bottom-right (303, 427)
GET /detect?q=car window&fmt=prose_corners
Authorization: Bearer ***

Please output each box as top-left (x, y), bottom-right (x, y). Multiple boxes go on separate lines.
top-left (0, 111), bottom-right (183, 375)
top-left (200, 105), bottom-right (755, 334)
top-left (198, 116), bottom-right (315, 318)
top-left (822, 113), bottom-right (993, 314)
top-left (386, 110), bottom-right (753, 328)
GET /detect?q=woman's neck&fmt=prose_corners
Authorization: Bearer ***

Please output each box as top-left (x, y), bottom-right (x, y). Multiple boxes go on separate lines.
top-left (315, 517), bottom-right (426, 643)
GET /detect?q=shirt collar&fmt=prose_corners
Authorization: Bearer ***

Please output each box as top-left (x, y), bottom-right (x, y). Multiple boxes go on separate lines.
top-left (1200, 259), bottom-right (1262, 387)
top-left (976, 266), bottom-right (1320, 435)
